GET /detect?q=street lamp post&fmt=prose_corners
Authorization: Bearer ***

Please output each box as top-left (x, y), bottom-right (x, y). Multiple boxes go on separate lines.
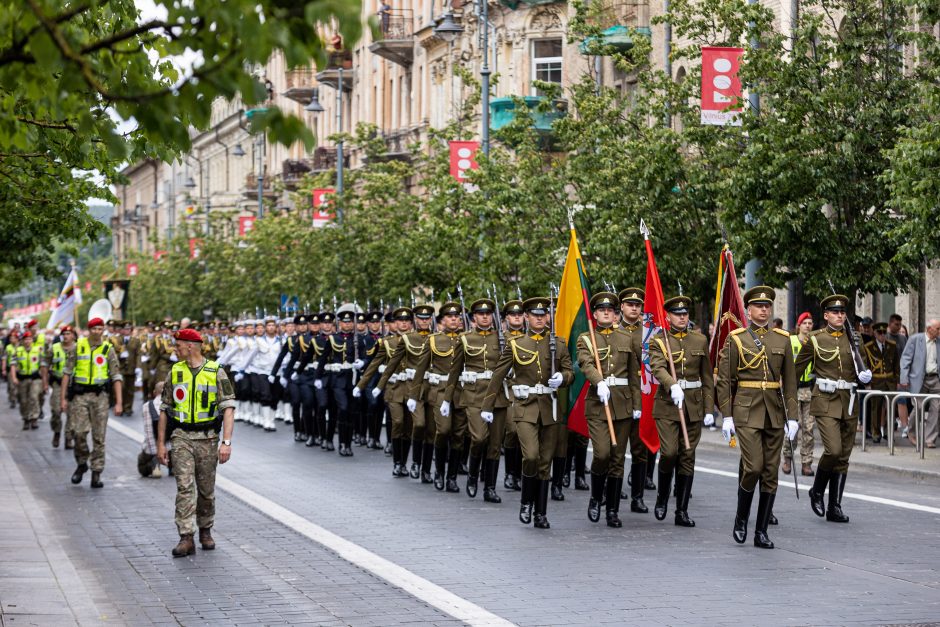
top-left (336, 68), bottom-right (344, 225)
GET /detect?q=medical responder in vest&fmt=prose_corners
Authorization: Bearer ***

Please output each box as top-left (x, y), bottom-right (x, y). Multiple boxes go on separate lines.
top-left (156, 328), bottom-right (236, 558)
top-left (47, 325), bottom-right (77, 448)
top-left (12, 330), bottom-right (44, 430)
top-left (60, 317), bottom-right (123, 488)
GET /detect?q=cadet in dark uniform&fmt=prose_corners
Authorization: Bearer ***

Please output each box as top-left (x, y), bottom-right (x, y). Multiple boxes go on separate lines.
top-left (649, 295), bottom-right (714, 527)
top-left (577, 292), bottom-right (642, 527)
top-left (794, 295), bottom-right (872, 523)
top-left (863, 322), bottom-right (899, 443)
top-left (272, 315), bottom-right (306, 441)
top-left (717, 286), bottom-right (798, 549)
top-left (315, 308), bottom-right (368, 456)
top-left (618, 287), bottom-right (655, 505)
top-left (482, 297), bottom-right (574, 529)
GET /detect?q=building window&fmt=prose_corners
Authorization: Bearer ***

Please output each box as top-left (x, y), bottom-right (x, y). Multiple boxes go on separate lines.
top-left (531, 39), bottom-right (562, 96)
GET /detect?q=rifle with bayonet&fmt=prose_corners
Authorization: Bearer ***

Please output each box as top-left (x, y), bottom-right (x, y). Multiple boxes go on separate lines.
top-left (549, 283), bottom-right (558, 422)
top-left (491, 283), bottom-right (505, 352)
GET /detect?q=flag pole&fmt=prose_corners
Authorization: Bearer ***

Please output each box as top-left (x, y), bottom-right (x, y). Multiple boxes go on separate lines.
top-left (570, 215), bottom-right (617, 445)
top-left (641, 220), bottom-right (691, 450)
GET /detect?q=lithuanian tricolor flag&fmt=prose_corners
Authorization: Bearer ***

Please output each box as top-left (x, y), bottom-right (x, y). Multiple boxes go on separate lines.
top-left (555, 224), bottom-right (593, 437)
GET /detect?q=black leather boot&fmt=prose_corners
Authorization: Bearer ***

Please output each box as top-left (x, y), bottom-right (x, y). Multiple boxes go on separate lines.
top-left (434, 445), bottom-right (447, 490)
top-left (674, 473), bottom-right (695, 527)
top-left (826, 472), bottom-right (849, 523)
top-left (410, 439), bottom-right (423, 478)
top-left (503, 448), bottom-right (518, 490)
top-left (563, 449), bottom-right (573, 488)
top-left (754, 491), bottom-right (776, 548)
top-left (733, 486), bottom-right (755, 544)
top-left (510, 448), bottom-right (522, 491)
top-left (630, 462), bottom-right (648, 513)
top-left (483, 459), bottom-right (502, 503)
top-left (654, 470), bottom-right (671, 520)
top-left (71, 462), bottom-right (88, 485)
top-left (574, 445), bottom-right (589, 490)
top-left (421, 443), bottom-right (434, 483)
top-left (519, 475), bottom-right (535, 525)
top-left (534, 479), bottom-right (551, 529)
top-left (588, 472), bottom-right (605, 523)
top-left (645, 450), bottom-right (657, 490)
top-left (90, 471), bottom-right (104, 489)
top-left (466, 455), bottom-right (482, 498)
top-left (551, 456), bottom-right (565, 501)
top-left (446, 449), bottom-right (461, 493)
top-left (809, 468), bottom-right (830, 517)
top-left (392, 438), bottom-right (405, 477)
top-left (606, 477), bottom-right (623, 528)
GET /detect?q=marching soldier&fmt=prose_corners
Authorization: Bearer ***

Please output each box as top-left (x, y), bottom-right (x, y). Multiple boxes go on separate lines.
top-left (271, 315), bottom-right (305, 440)
top-left (46, 325), bottom-right (76, 448)
top-left (315, 307), bottom-right (368, 456)
top-left (411, 302), bottom-right (463, 492)
top-left (148, 322), bottom-right (178, 407)
top-left (717, 287), bottom-right (798, 549)
top-left (500, 299), bottom-right (526, 491)
top-left (649, 295), bottom-right (714, 527)
top-left (863, 321), bottom-right (899, 443)
top-left (298, 312), bottom-right (335, 448)
top-left (138, 321), bottom-right (155, 399)
top-left (363, 311), bottom-right (386, 449)
top-left (246, 316), bottom-right (283, 432)
top-left (60, 317), bottom-right (123, 488)
top-left (794, 294), bottom-right (873, 523)
top-left (12, 331), bottom-right (44, 430)
top-left (116, 320), bottom-right (140, 416)
top-left (3, 331), bottom-right (19, 408)
top-left (482, 297), bottom-right (574, 530)
top-left (289, 314), bottom-right (322, 446)
top-left (577, 292), bottom-right (642, 527)
top-left (446, 298), bottom-right (505, 502)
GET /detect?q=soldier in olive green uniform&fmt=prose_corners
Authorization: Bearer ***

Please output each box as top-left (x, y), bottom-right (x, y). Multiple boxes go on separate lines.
top-left (649, 295), bottom-right (714, 527)
top-left (500, 299), bottom-right (526, 491)
top-left (717, 287), bottom-right (799, 549)
top-left (149, 323), bottom-right (179, 393)
top-left (618, 287), bottom-right (656, 501)
top-left (138, 321), bottom-right (155, 399)
top-left (411, 302), bottom-right (463, 492)
top-left (794, 295), bottom-right (873, 523)
top-left (445, 298), bottom-right (506, 503)
top-left (577, 292), bottom-right (643, 527)
top-left (113, 321), bottom-right (140, 416)
top-left (482, 297), bottom-right (574, 530)
top-left (863, 322), bottom-right (899, 443)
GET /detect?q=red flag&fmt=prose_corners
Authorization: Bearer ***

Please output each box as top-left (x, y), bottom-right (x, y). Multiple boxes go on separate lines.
top-left (639, 220), bottom-right (665, 453)
top-left (709, 245), bottom-right (747, 368)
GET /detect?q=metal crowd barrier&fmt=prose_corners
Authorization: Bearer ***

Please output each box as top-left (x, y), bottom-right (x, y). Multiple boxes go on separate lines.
top-left (857, 389), bottom-right (940, 459)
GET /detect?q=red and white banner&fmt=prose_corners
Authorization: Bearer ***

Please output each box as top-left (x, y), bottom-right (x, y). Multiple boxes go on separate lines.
top-left (188, 238), bottom-right (203, 260)
top-left (153, 250), bottom-right (167, 262)
top-left (126, 263), bottom-right (139, 277)
top-left (701, 46), bottom-right (744, 126)
top-left (449, 141), bottom-right (480, 182)
top-left (238, 215), bottom-right (257, 237)
top-left (311, 188), bottom-right (336, 225)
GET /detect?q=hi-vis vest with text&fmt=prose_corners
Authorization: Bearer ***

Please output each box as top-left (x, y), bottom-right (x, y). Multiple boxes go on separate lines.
top-left (15, 344), bottom-right (43, 376)
top-left (74, 338), bottom-right (111, 386)
top-left (170, 360), bottom-right (220, 429)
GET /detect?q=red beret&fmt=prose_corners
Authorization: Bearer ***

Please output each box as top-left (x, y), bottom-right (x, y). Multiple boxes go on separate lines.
top-left (87, 317), bottom-right (104, 328)
top-left (26, 319), bottom-right (37, 328)
top-left (175, 328), bottom-right (203, 343)
top-left (60, 325), bottom-right (74, 334)
top-left (797, 312), bottom-right (813, 327)
top-left (22, 331), bottom-right (32, 338)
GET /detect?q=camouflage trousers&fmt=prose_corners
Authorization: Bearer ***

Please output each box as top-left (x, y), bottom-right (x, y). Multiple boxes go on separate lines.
top-left (170, 430), bottom-right (219, 535)
top-left (782, 388), bottom-right (816, 465)
top-left (71, 391), bottom-right (110, 472)
top-left (49, 380), bottom-right (66, 434)
top-left (17, 378), bottom-right (42, 424)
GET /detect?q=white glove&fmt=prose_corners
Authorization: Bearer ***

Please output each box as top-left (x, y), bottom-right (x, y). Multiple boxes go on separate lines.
top-left (279, 376), bottom-right (288, 388)
top-left (169, 354), bottom-right (178, 362)
top-left (134, 367), bottom-right (142, 378)
top-left (406, 398), bottom-right (417, 413)
top-left (669, 383), bottom-right (685, 408)
top-left (722, 416), bottom-right (736, 442)
top-left (440, 401), bottom-right (451, 417)
top-left (149, 369), bottom-right (155, 377)
top-left (352, 359), bottom-right (364, 370)
top-left (290, 372), bottom-right (299, 381)
top-left (371, 387), bottom-right (381, 399)
top-left (314, 379), bottom-right (323, 390)
top-left (547, 372), bottom-right (564, 390)
top-left (140, 355), bottom-right (149, 363)
top-left (703, 413), bottom-right (715, 427)
top-left (596, 380), bottom-right (610, 404)
top-left (352, 387), bottom-right (362, 398)
top-left (858, 369), bottom-right (872, 384)
top-left (120, 350), bottom-right (129, 359)
top-left (134, 377), bottom-right (143, 388)
top-left (481, 411), bottom-right (494, 424)
top-left (784, 419), bottom-right (800, 440)
top-left (632, 409), bottom-right (642, 420)
top-left (267, 375), bottom-right (275, 384)
top-left (234, 372), bottom-right (244, 382)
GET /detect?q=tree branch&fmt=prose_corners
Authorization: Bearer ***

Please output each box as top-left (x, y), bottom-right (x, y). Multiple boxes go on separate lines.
top-left (16, 117), bottom-right (77, 132)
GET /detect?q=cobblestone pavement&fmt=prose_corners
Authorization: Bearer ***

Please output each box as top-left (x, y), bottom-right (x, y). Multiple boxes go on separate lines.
top-left (2, 393), bottom-right (940, 626)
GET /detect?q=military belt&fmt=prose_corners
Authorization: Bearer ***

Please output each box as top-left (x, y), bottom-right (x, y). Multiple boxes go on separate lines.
top-left (816, 378), bottom-right (855, 392)
top-left (400, 368), bottom-right (417, 381)
top-left (378, 364), bottom-right (387, 374)
top-left (602, 376), bottom-right (630, 387)
top-left (511, 384), bottom-right (553, 399)
top-left (872, 373), bottom-right (894, 379)
top-left (325, 363), bottom-right (354, 372)
top-left (425, 372), bottom-right (446, 385)
top-left (460, 370), bottom-right (493, 385)
top-left (737, 380), bottom-right (780, 390)
top-left (677, 379), bottom-right (702, 390)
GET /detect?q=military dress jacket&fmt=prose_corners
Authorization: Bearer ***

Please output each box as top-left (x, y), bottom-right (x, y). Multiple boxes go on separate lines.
top-left (411, 331), bottom-right (461, 406)
top-left (576, 326), bottom-right (641, 421)
top-left (444, 329), bottom-right (508, 410)
top-left (649, 327), bottom-right (714, 422)
top-left (793, 327), bottom-right (869, 420)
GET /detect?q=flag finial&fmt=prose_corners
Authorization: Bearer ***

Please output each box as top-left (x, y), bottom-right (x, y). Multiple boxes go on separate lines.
top-left (640, 219), bottom-right (650, 240)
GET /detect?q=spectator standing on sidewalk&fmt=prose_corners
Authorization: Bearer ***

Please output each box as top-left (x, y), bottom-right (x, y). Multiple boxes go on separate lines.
top-left (863, 322), bottom-right (899, 443)
top-left (138, 381), bottom-right (165, 478)
top-left (886, 314), bottom-right (911, 437)
top-left (900, 319), bottom-right (940, 449)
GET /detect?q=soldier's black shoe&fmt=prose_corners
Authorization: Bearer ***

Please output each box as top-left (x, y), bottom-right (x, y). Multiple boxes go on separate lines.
top-left (434, 473), bottom-right (445, 491)
top-left (421, 471), bottom-right (433, 484)
top-left (90, 471), bottom-right (104, 488)
top-left (519, 475), bottom-right (535, 524)
top-left (733, 486), bottom-right (754, 544)
top-left (588, 473), bottom-right (605, 522)
top-left (410, 462), bottom-right (420, 479)
top-left (325, 441), bottom-right (335, 452)
top-left (809, 469), bottom-right (830, 517)
top-left (466, 455), bottom-right (482, 498)
top-left (393, 463), bottom-right (404, 477)
top-left (674, 473), bottom-right (695, 527)
top-left (826, 473), bottom-right (849, 523)
top-left (534, 479), bottom-right (551, 529)
top-left (519, 501), bottom-right (533, 525)
top-left (446, 449), bottom-right (461, 492)
top-left (551, 484), bottom-right (564, 501)
top-left (305, 435), bottom-right (316, 447)
top-left (629, 463), bottom-right (648, 513)
top-left (504, 473), bottom-right (517, 490)
top-left (71, 463), bottom-right (88, 485)
top-left (384, 441), bottom-right (392, 455)
top-left (446, 478), bottom-right (460, 493)
top-left (754, 492), bottom-right (775, 549)
top-left (654, 470), bottom-right (671, 521)
top-left (483, 460), bottom-right (501, 503)
top-left (769, 513), bottom-right (778, 525)
top-left (645, 476), bottom-right (656, 490)
top-left (483, 487), bottom-right (501, 502)
top-left (630, 497), bottom-right (648, 513)
top-left (574, 474), bottom-right (589, 491)
top-left (606, 476), bottom-right (623, 528)
top-left (466, 475), bottom-right (478, 498)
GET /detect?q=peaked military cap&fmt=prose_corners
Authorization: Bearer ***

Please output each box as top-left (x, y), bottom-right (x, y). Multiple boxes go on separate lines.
top-left (821, 294), bottom-right (848, 311)
top-left (664, 295), bottom-right (693, 314)
top-left (590, 291), bottom-right (618, 310)
top-left (873, 321), bottom-right (888, 332)
top-left (392, 307), bottom-right (413, 321)
top-left (294, 315), bottom-right (307, 325)
top-left (319, 312), bottom-right (336, 323)
top-left (743, 286), bottom-right (776, 306)
top-left (502, 299), bottom-right (524, 315)
top-left (367, 311), bottom-right (383, 323)
top-left (356, 312), bottom-right (367, 323)
top-left (523, 297), bottom-right (551, 315)
top-left (413, 304), bottom-right (435, 319)
top-left (470, 298), bottom-right (495, 314)
top-left (308, 313), bottom-right (320, 323)
top-left (336, 310), bottom-right (355, 322)
top-left (618, 287), bottom-right (645, 304)
top-left (439, 301), bottom-right (463, 316)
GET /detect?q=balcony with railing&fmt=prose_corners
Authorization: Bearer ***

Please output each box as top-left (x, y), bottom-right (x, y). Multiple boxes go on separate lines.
top-left (578, 0), bottom-right (651, 54)
top-left (370, 9), bottom-right (415, 67)
top-left (242, 172), bottom-right (277, 199)
top-left (283, 68), bottom-right (318, 105)
top-left (316, 51), bottom-right (354, 91)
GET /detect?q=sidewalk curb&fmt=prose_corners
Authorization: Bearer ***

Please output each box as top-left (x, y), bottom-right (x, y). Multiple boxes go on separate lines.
top-left (695, 436), bottom-right (940, 481)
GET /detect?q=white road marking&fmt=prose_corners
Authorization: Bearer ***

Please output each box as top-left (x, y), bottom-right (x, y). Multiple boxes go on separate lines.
top-left (108, 419), bottom-right (515, 627)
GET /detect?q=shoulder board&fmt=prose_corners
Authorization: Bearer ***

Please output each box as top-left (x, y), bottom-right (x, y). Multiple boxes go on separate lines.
top-left (772, 328), bottom-right (790, 337)
top-left (730, 328), bottom-right (746, 336)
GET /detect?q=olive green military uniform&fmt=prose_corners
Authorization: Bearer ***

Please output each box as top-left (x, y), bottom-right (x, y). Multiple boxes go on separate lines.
top-left (149, 331), bottom-right (178, 394)
top-left (501, 321), bottom-right (526, 490)
top-left (380, 326), bottom-right (431, 475)
top-left (618, 287), bottom-right (653, 497)
top-left (862, 324), bottom-right (899, 441)
top-left (113, 324), bottom-right (140, 415)
top-left (366, 311), bottom-right (414, 476)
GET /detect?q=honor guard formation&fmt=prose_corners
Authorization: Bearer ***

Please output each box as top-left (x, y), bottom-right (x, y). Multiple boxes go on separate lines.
top-left (1, 285), bottom-right (891, 556)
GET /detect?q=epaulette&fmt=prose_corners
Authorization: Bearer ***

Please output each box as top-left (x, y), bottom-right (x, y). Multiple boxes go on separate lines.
top-left (730, 328), bottom-right (746, 336)
top-left (772, 328), bottom-right (790, 337)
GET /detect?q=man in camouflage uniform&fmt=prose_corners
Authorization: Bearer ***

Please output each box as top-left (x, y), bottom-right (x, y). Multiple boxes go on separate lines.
top-left (46, 325), bottom-right (76, 448)
top-left (157, 328), bottom-right (236, 557)
top-left (61, 317), bottom-right (123, 488)
top-left (12, 331), bottom-right (44, 430)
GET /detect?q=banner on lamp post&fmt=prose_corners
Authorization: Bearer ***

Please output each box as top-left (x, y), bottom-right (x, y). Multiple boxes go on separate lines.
top-left (238, 215), bottom-right (256, 237)
top-left (126, 263), bottom-right (139, 277)
top-left (700, 47), bottom-right (744, 126)
top-left (449, 141), bottom-right (480, 182)
top-left (312, 188), bottom-right (336, 225)
top-left (188, 238), bottom-right (203, 260)
top-left (153, 250), bottom-right (167, 262)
